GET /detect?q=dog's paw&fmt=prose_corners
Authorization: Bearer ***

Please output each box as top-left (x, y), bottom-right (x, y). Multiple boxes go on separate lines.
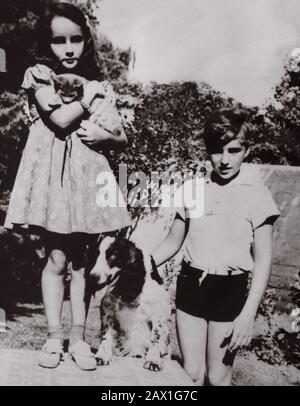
top-left (144, 345), bottom-right (165, 372)
top-left (131, 353), bottom-right (142, 359)
top-left (95, 330), bottom-right (113, 367)
top-left (129, 348), bottom-right (145, 359)
top-left (143, 360), bottom-right (162, 372)
top-left (96, 357), bottom-right (111, 367)
top-left (95, 345), bottom-right (112, 367)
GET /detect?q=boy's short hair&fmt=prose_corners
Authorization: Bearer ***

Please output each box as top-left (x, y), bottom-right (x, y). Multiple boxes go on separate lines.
top-left (203, 107), bottom-right (250, 153)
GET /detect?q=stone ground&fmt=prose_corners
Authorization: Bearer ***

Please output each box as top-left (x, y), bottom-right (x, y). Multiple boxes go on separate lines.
top-left (0, 348), bottom-right (298, 386)
top-left (0, 300), bottom-right (299, 386)
top-left (0, 349), bottom-right (193, 386)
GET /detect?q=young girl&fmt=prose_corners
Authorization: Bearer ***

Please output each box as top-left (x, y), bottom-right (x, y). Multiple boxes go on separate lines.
top-left (151, 107), bottom-right (280, 385)
top-left (4, 2), bottom-right (131, 370)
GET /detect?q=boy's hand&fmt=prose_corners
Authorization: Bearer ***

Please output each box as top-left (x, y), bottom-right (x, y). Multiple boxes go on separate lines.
top-left (223, 312), bottom-right (255, 351)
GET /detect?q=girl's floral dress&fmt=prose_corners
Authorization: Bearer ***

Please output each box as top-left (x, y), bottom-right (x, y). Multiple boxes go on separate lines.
top-left (5, 64), bottom-right (131, 234)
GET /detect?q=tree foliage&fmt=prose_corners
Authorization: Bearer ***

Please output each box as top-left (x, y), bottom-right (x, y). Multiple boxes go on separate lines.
top-left (247, 50), bottom-right (300, 166)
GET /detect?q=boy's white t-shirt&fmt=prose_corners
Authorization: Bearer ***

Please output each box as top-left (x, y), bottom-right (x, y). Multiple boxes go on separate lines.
top-left (175, 168), bottom-right (280, 273)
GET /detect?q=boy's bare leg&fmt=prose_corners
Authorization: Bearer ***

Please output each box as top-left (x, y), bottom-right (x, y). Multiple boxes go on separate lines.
top-left (176, 309), bottom-right (207, 385)
top-left (207, 321), bottom-right (234, 386)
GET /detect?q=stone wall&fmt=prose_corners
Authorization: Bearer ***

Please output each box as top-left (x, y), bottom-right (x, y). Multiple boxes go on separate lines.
top-left (249, 164), bottom-right (300, 289)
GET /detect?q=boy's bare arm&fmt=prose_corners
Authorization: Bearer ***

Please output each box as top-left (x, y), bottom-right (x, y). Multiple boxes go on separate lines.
top-left (242, 223), bottom-right (273, 317)
top-left (227, 223), bottom-right (273, 350)
top-left (151, 216), bottom-right (186, 267)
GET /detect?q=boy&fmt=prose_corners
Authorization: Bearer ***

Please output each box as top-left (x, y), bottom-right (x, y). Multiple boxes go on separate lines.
top-left (151, 107), bottom-right (280, 385)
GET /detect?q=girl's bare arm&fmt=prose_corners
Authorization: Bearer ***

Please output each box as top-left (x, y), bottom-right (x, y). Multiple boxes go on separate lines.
top-left (77, 120), bottom-right (128, 151)
top-left (34, 81), bottom-right (101, 130)
top-left (77, 89), bottom-right (128, 151)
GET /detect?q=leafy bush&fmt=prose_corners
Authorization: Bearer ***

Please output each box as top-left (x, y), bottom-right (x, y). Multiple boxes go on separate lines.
top-left (0, 91), bottom-right (29, 192)
top-left (248, 276), bottom-right (300, 368)
top-left (0, 227), bottom-right (45, 314)
top-left (113, 80), bottom-right (225, 172)
top-left (252, 50), bottom-right (300, 165)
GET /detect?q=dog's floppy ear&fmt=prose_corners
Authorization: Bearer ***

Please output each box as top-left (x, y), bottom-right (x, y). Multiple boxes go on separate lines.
top-left (112, 241), bottom-right (146, 303)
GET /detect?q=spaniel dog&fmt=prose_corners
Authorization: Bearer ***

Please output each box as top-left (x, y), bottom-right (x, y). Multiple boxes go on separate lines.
top-left (88, 235), bottom-right (171, 371)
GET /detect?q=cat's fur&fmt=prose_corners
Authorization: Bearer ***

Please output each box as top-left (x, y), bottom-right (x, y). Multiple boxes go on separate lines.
top-left (48, 73), bottom-right (120, 133)
top-left (51, 73), bottom-right (87, 104)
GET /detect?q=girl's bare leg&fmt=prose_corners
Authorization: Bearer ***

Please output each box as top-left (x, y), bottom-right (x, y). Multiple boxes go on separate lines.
top-left (69, 239), bottom-right (87, 344)
top-left (67, 240), bottom-right (97, 370)
top-left (176, 309), bottom-right (207, 385)
top-left (41, 249), bottom-right (66, 329)
top-left (70, 267), bottom-right (86, 328)
top-left (207, 321), bottom-right (234, 386)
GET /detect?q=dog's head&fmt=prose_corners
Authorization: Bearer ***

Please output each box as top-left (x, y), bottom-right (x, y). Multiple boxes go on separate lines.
top-left (89, 235), bottom-right (146, 303)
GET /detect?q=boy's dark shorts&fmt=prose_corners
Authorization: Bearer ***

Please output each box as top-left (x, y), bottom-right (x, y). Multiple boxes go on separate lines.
top-left (176, 261), bottom-right (249, 322)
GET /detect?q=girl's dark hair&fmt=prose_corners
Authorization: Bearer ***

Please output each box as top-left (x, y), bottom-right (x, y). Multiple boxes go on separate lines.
top-left (36, 1), bottom-right (100, 80)
top-left (203, 107), bottom-right (250, 153)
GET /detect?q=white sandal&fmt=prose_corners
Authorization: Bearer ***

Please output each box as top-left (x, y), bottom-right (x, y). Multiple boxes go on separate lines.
top-left (38, 338), bottom-right (64, 368)
top-left (69, 340), bottom-right (97, 371)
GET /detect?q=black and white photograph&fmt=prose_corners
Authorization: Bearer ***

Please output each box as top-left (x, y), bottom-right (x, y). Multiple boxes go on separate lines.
top-left (0, 0), bottom-right (299, 388)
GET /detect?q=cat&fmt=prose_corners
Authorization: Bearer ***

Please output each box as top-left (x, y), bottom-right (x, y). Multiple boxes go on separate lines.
top-left (48, 73), bottom-right (121, 132)
top-left (52, 73), bottom-right (87, 104)
top-left (48, 73), bottom-right (122, 186)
